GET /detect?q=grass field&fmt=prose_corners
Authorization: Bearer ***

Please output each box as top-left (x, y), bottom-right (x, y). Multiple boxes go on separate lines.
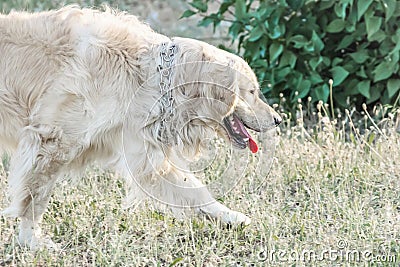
top-left (1, 1), bottom-right (400, 266)
top-left (1, 104), bottom-right (399, 266)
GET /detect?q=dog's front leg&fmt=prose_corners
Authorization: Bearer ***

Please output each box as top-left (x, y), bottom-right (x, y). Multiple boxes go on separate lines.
top-left (170, 171), bottom-right (251, 226)
top-left (198, 200), bottom-right (251, 227)
top-left (137, 168), bottom-right (251, 226)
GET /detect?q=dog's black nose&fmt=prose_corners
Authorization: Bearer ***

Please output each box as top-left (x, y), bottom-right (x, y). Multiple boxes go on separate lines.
top-left (274, 116), bottom-right (282, 126)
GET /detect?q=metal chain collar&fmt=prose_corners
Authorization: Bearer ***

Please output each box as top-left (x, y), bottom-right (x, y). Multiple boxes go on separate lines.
top-left (157, 42), bottom-right (177, 140)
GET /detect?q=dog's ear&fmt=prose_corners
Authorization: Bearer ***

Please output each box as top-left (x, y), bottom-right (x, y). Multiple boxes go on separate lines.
top-left (172, 38), bottom-right (238, 118)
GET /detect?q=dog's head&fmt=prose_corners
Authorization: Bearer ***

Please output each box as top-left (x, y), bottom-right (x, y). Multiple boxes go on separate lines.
top-left (158, 37), bottom-right (281, 153)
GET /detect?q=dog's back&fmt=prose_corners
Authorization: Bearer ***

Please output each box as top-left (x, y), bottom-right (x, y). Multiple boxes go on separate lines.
top-left (0, 6), bottom-right (161, 152)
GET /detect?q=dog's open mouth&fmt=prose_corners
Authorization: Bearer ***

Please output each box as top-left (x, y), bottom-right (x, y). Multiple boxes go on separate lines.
top-left (223, 113), bottom-right (258, 153)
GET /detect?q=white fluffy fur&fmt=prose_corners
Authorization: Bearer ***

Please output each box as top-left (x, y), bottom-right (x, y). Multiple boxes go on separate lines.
top-left (0, 6), bottom-right (280, 250)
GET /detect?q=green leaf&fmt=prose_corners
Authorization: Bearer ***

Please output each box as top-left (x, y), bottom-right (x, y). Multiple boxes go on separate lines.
top-left (373, 61), bottom-right (394, 82)
top-left (342, 63), bottom-right (357, 76)
top-left (279, 50), bottom-right (297, 68)
top-left (244, 41), bottom-right (262, 61)
top-left (220, 1), bottom-right (233, 13)
top-left (229, 22), bottom-right (242, 39)
top-left (269, 43), bottom-right (284, 63)
top-left (335, 92), bottom-right (349, 107)
top-left (320, 1), bottom-right (335, 10)
top-left (353, 21), bottom-right (367, 38)
top-left (314, 83), bottom-right (330, 102)
top-left (382, 0), bottom-right (396, 22)
top-left (189, 0), bottom-right (208, 12)
top-left (270, 7), bottom-right (283, 26)
top-left (387, 79), bottom-right (400, 98)
top-left (198, 17), bottom-right (214, 27)
top-left (330, 66), bottom-right (349, 86)
top-left (326, 19), bottom-right (345, 33)
top-left (349, 49), bottom-right (369, 64)
top-left (180, 10), bottom-right (196, 19)
top-left (368, 30), bottom-right (386, 43)
top-left (275, 67), bottom-right (292, 82)
top-left (289, 35), bottom-right (308, 48)
top-left (365, 15), bottom-right (382, 40)
top-left (356, 80), bottom-right (371, 98)
top-left (322, 57), bottom-right (331, 67)
top-left (253, 59), bottom-right (268, 69)
top-left (287, 0), bottom-right (305, 10)
top-left (357, 0), bottom-right (373, 20)
top-left (235, 0), bottom-right (247, 21)
top-left (356, 66), bottom-right (368, 78)
top-left (345, 23), bottom-right (356, 33)
top-left (248, 25), bottom-right (265, 42)
top-left (347, 79), bottom-right (361, 95)
top-left (332, 57), bottom-right (343, 66)
top-left (367, 84), bottom-right (384, 104)
top-left (259, 5), bottom-right (274, 20)
top-left (390, 33), bottom-right (400, 55)
top-left (291, 73), bottom-right (310, 99)
top-left (334, 2), bottom-right (348, 19)
top-left (304, 42), bottom-right (315, 53)
top-left (311, 31), bottom-right (324, 52)
top-left (297, 80), bottom-right (311, 99)
top-left (348, 4), bottom-right (358, 26)
top-left (268, 25), bottom-right (285, 39)
top-left (309, 57), bottom-right (323, 71)
top-left (310, 72), bottom-right (324, 84)
top-left (337, 35), bottom-right (354, 50)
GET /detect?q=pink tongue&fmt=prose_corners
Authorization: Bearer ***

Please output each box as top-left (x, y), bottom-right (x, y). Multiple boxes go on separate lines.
top-left (248, 137), bottom-right (258, 153)
top-left (232, 115), bottom-right (259, 153)
top-left (236, 122), bottom-right (258, 153)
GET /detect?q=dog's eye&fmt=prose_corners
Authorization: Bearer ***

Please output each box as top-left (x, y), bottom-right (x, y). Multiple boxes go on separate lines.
top-left (250, 89), bottom-right (255, 94)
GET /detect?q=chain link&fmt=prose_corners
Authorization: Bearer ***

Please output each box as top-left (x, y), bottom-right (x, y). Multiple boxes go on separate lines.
top-left (157, 42), bottom-right (177, 140)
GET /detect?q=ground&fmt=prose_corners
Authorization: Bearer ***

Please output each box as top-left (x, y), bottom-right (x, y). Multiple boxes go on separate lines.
top-left (1, 109), bottom-right (399, 266)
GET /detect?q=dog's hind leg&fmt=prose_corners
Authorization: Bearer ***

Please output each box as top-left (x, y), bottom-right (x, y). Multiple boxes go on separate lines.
top-left (2, 124), bottom-right (69, 250)
top-left (16, 176), bottom-right (60, 250)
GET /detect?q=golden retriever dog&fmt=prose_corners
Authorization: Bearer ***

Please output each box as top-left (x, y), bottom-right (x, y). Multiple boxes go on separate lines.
top-left (0, 6), bottom-right (281, 250)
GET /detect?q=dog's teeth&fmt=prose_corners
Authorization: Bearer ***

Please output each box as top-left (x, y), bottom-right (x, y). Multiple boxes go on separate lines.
top-left (243, 138), bottom-right (249, 141)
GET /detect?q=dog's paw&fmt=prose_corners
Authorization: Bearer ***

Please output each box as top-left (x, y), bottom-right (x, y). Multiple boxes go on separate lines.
top-left (199, 204), bottom-right (251, 227)
top-left (220, 210), bottom-right (251, 227)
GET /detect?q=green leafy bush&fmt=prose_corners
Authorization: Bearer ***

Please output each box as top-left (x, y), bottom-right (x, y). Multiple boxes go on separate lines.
top-left (183, 0), bottom-right (400, 112)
